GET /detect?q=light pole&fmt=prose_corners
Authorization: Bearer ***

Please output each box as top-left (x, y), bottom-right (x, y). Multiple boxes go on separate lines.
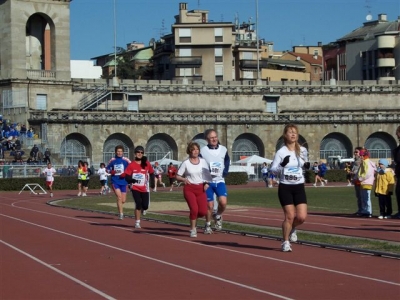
top-left (112, 0), bottom-right (119, 87)
top-left (256, 0), bottom-right (262, 85)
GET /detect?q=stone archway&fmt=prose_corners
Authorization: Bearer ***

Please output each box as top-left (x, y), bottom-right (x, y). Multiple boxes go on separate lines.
top-left (146, 133), bottom-right (178, 163)
top-left (60, 133), bottom-right (91, 166)
top-left (365, 132), bottom-right (397, 159)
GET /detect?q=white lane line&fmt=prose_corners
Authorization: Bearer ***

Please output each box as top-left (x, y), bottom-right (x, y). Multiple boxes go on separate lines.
top-left (2, 203), bottom-right (399, 287)
top-left (0, 240), bottom-right (116, 300)
top-left (149, 233), bottom-right (400, 286)
top-left (0, 214), bottom-right (293, 300)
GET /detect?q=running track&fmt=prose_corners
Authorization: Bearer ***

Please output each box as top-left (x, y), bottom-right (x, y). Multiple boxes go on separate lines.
top-left (1, 191), bottom-right (399, 300)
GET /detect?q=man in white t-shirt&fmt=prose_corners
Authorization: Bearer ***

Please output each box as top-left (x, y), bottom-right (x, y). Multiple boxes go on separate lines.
top-left (43, 162), bottom-right (56, 197)
top-left (200, 129), bottom-right (230, 232)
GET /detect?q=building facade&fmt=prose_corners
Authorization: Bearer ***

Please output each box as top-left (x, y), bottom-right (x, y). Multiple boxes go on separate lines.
top-left (0, 0), bottom-right (399, 167)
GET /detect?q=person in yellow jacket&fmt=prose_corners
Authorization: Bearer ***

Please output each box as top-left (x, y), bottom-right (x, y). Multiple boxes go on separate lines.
top-left (375, 159), bottom-right (395, 219)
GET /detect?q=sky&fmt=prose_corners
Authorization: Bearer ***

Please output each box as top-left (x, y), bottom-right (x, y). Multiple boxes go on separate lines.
top-left (70, 0), bottom-right (400, 60)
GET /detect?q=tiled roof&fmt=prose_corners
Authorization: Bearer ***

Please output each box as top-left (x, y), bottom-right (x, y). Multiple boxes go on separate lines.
top-left (283, 52), bottom-right (322, 65)
top-left (337, 19), bottom-right (400, 42)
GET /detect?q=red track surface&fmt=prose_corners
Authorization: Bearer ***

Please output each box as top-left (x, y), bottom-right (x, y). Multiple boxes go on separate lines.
top-left (1, 190), bottom-right (399, 300)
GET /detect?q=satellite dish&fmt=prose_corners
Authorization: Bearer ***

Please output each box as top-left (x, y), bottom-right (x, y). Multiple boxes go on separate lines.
top-left (366, 14), bottom-right (372, 21)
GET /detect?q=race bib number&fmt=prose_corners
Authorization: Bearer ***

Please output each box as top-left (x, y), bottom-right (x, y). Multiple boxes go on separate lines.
top-left (283, 167), bottom-right (302, 182)
top-left (114, 164), bottom-right (124, 175)
top-left (210, 162), bottom-right (223, 176)
top-left (132, 173), bottom-right (146, 186)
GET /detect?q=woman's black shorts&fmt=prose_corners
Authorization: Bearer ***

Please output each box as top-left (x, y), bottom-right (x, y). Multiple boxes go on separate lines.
top-left (278, 183), bottom-right (307, 207)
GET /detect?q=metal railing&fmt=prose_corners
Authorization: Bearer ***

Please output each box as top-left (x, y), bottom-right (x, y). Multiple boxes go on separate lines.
top-left (78, 84), bottom-right (109, 110)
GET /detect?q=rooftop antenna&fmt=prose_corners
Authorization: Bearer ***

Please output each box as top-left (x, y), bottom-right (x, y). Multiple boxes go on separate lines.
top-left (365, 0), bottom-right (372, 21)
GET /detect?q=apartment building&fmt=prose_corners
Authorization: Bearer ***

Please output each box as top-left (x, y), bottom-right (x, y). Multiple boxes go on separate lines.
top-left (326, 14), bottom-right (400, 81)
top-left (153, 3), bottom-right (235, 81)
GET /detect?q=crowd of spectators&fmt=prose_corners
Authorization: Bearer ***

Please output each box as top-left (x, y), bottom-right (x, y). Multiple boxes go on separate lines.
top-left (1, 115), bottom-right (41, 164)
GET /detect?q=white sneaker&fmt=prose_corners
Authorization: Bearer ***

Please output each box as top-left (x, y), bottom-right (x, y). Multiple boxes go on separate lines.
top-left (324, 179), bottom-right (328, 184)
top-left (214, 215), bottom-right (222, 230)
top-left (135, 222), bottom-right (141, 229)
top-left (118, 214), bottom-right (124, 220)
top-left (321, 182), bottom-right (325, 187)
top-left (169, 188), bottom-right (173, 192)
top-left (378, 215), bottom-right (384, 219)
top-left (190, 228), bottom-right (197, 238)
top-left (82, 193), bottom-right (87, 197)
top-left (77, 192), bottom-right (82, 196)
top-left (313, 183), bottom-right (317, 187)
top-left (50, 193), bottom-right (53, 198)
top-left (204, 225), bottom-right (213, 234)
top-left (142, 210), bottom-right (147, 216)
top-left (347, 183), bottom-right (352, 186)
top-left (153, 189), bottom-right (157, 192)
top-left (281, 241), bottom-right (292, 252)
top-left (289, 229), bottom-right (297, 242)
top-left (162, 183), bottom-right (166, 188)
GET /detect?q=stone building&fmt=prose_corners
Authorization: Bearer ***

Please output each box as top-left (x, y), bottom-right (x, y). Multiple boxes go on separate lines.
top-left (0, 0), bottom-right (399, 167)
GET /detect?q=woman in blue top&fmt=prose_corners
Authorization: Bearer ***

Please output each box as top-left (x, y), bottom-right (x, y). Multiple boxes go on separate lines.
top-left (107, 145), bottom-right (131, 220)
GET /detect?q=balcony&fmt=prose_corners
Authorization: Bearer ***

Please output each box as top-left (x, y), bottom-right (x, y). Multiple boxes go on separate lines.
top-left (170, 56), bottom-right (202, 68)
top-left (377, 58), bottom-right (395, 68)
top-left (27, 69), bottom-right (56, 79)
top-left (377, 35), bottom-right (396, 49)
top-left (239, 59), bottom-right (268, 70)
top-left (154, 44), bottom-right (173, 56)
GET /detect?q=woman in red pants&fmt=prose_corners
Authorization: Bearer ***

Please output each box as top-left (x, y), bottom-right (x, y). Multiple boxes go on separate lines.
top-left (176, 141), bottom-right (212, 238)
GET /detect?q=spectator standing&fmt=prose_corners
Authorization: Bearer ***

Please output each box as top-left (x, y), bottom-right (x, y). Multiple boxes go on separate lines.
top-left (200, 128), bottom-right (230, 232)
top-left (176, 142), bottom-right (212, 237)
top-left (375, 159), bottom-right (395, 219)
top-left (152, 162), bottom-right (165, 192)
top-left (30, 144), bottom-right (39, 161)
top-left (358, 149), bottom-right (377, 217)
top-left (351, 147), bottom-right (363, 215)
top-left (107, 145), bottom-right (131, 220)
top-left (42, 162), bottom-right (56, 197)
top-left (44, 148), bottom-right (51, 164)
top-left (270, 124), bottom-right (310, 252)
top-left (167, 162), bottom-right (178, 191)
top-left (344, 162), bottom-right (352, 186)
top-left (20, 124), bottom-right (27, 136)
top-left (123, 146), bottom-right (154, 229)
top-left (392, 125), bottom-right (400, 218)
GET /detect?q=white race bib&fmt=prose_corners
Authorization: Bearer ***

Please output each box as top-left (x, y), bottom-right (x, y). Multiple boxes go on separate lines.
top-left (209, 162), bottom-right (223, 176)
top-left (283, 167), bottom-right (302, 183)
top-left (132, 173), bottom-right (146, 186)
top-left (114, 164), bottom-right (124, 175)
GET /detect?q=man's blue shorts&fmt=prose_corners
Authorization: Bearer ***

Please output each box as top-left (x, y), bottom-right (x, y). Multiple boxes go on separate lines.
top-left (206, 182), bottom-right (228, 202)
top-left (112, 183), bottom-right (127, 193)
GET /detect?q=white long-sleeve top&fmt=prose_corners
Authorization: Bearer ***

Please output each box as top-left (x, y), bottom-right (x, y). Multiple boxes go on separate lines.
top-left (270, 146), bottom-right (308, 185)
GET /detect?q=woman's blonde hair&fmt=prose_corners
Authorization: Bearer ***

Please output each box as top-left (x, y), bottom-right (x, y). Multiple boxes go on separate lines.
top-left (186, 141), bottom-right (200, 155)
top-left (283, 123), bottom-right (301, 157)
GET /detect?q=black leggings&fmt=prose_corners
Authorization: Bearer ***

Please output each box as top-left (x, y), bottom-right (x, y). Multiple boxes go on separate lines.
top-left (131, 190), bottom-right (150, 211)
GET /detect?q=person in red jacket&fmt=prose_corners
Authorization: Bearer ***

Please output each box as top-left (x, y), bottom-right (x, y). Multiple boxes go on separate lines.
top-left (122, 146), bottom-right (154, 229)
top-left (167, 162), bottom-right (178, 191)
